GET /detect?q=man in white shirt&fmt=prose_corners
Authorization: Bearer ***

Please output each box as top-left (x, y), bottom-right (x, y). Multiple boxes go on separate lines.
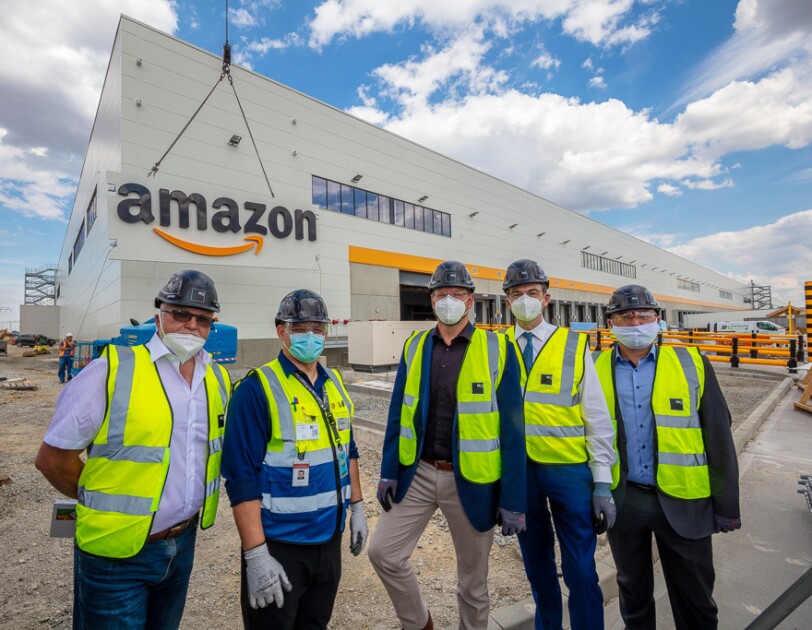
top-left (35, 270), bottom-right (231, 629)
top-left (501, 259), bottom-right (616, 630)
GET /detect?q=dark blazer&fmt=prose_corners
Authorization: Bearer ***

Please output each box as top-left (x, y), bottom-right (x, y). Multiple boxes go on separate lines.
top-left (379, 324), bottom-right (527, 532)
top-left (610, 351), bottom-right (740, 540)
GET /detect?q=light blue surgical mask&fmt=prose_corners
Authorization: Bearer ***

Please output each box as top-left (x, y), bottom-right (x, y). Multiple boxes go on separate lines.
top-left (288, 332), bottom-right (325, 363)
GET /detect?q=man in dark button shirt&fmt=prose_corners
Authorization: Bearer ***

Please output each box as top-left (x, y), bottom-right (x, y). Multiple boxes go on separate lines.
top-left (594, 284), bottom-right (741, 630)
top-left (368, 260), bottom-right (526, 630)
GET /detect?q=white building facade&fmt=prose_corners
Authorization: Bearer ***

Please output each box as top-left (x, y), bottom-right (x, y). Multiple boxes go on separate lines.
top-left (56, 16), bottom-right (750, 361)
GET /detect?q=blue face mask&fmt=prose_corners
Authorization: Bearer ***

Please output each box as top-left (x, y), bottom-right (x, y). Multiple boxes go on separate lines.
top-left (288, 332), bottom-right (325, 363)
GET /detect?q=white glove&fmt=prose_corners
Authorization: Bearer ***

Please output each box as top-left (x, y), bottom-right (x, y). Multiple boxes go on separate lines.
top-left (243, 543), bottom-right (292, 609)
top-left (349, 500), bottom-right (368, 556)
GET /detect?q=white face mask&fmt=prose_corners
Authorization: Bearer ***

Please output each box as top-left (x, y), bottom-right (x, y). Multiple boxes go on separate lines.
top-left (159, 314), bottom-right (206, 363)
top-left (510, 294), bottom-right (543, 322)
top-left (434, 295), bottom-right (468, 325)
top-left (611, 321), bottom-right (660, 350)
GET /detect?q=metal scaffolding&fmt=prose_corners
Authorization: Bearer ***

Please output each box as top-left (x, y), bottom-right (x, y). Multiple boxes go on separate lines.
top-left (748, 280), bottom-right (773, 310)
top-left (24, 264), bottom-right (57, 305)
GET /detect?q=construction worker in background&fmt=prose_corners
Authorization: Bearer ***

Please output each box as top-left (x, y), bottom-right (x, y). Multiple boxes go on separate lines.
top-left (58, 332), bottom-right (75, 383)
top-left (502, 259), bottom-right (616, 630)
top-left (368, 260), bottom-right (526, 630)
top-left (35, 269), bottom-right (231, 628)
top-left (221, 289), bottom-right (367, 629)
top-left (595, 285), bottom-right (741, 629)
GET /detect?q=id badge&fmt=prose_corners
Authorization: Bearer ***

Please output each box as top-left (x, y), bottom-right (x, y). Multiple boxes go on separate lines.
top-left (296, 422), bottom-right (320, 441)
top-left (338, 450), bottom-right (349, 478)
top-left (292, 461), bottom-right (310, 487)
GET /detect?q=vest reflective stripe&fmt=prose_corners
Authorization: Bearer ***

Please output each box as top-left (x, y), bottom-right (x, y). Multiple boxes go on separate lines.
top-left (526, 424), bottom-right (585, 438)
top-left (87, 443), bottom-right (166, 463)
top-left (505, 326), bottom-right (589, 464)
top-left (76, 345), bottom-right (229, 558)
top-left (262, 485), bottom-right (352, 514)
top-left (77, 488), bottom-right (154, 515)
top-left (255, 360), bottom-right (354, 544)
top-left (59, 341), bottom-right (75, 357)
top-left (594, 346), bottom-right (710, 499)
top-left (398, 328), bottom-right (505, 484)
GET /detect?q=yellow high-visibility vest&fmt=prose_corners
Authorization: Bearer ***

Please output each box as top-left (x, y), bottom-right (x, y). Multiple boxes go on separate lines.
top-left (594, 346), bottom-right (711, 499)
top-left (399, 328), bottom-right (506, 484)
top-left (254, 360), bottom-right (354, 543)
top-left (76, 344), bottom-right (230, 558)
top-left (504, 326), bottom-right (589, 464)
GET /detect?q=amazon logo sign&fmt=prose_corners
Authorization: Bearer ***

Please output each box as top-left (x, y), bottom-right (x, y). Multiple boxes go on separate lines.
top-left (116, 183), bottom-right (317, 256)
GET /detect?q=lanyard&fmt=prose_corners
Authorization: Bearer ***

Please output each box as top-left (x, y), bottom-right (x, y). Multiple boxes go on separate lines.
top-left (293, 372), bottom-right (342, 446)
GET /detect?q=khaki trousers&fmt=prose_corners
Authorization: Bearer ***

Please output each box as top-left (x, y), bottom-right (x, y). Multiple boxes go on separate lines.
top-left (368, 460), bottom-right (495, 630)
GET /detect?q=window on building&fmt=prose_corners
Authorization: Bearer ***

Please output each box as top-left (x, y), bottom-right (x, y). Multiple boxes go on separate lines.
top-left (86, 188), bottom-right (97, 234)
top-left (677, 278), bottom-right (700, 292)
top-left (581, 251), bottom-right (636, 278)
top-left (311, 175), bottom-right (451, 237)
top-left (719, 289), bottom-right (732, 300)
top-left (73, 220), bottom-right (86, 264)
top-left (68, 254), bottom-right (73, 274)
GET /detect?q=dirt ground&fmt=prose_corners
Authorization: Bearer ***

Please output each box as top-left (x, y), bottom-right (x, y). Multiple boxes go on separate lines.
top-left (0, 347), bottom-right (779, 629)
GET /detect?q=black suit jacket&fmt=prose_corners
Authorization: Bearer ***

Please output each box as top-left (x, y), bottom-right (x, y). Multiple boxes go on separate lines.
top-left (611, 352), bottom-right (740, 540)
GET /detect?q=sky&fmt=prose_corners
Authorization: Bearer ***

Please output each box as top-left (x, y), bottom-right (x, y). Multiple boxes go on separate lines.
top-left (1, 0), bottom-right (811, 329)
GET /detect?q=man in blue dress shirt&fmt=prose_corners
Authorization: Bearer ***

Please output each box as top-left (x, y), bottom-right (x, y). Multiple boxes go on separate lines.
top-left (593, 285), bottom-right (741, 630)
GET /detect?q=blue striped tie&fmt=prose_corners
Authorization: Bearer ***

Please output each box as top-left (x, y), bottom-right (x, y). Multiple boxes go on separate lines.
top-left (521, 331), bottom-right (535, 371)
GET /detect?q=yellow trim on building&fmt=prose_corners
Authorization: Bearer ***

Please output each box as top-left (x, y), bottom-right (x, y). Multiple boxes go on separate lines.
top-left (348, 245), bottom-right (749, 311)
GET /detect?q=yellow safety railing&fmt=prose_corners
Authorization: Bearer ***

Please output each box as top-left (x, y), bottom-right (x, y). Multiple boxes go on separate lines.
top-left (588, 328), bottom-right (806, 372)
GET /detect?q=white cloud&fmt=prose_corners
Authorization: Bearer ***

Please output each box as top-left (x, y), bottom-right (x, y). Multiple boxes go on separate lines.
top-left (308, 0), bottom-right (661, 50)
top-left (531, 51), bottom-right (561, 71)
top-left (667, 209), bottom-right (812, 303)
top-left (349, 32), bottom-right (812, 212)
top-left (675, 0), bottom-right (812, 107)
top-left (657, 183), bottom-right (681, 197)
top-left (230, 8), bottom-right (259, 28)
top-left (589, 75), bottom-right (607, 89)
top-left (0, 0), bottom-right (177, 220)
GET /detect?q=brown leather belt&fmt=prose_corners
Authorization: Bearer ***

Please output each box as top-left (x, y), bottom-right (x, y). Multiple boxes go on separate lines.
top-left (421, 457), bottom-right (454, 472)
top-left (148, 515), bottom-right (197, 541)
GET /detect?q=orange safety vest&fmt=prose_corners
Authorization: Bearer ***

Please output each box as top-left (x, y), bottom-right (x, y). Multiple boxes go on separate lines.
top-left (59, 340), bottom-right (75, 358)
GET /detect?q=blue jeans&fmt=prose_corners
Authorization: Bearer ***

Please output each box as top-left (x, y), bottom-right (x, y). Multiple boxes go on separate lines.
top-left (517, 462), bottom-right (603, 630)
top-left (73, 520), bottom-right (197, 629)
top-left (58, 356), bottom-right (73, 383)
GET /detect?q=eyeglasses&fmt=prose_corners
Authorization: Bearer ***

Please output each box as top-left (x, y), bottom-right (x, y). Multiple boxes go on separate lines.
top-left (508, 289), bottom-right (546, 301)
top-left (286, 323), bottom-right (328, 335)
top-left (612, 310), bottom-right (657, 323)
top-left (161, 309), bottom-right (215, 329)
top-left (433, 291), bottom-right (470, 300)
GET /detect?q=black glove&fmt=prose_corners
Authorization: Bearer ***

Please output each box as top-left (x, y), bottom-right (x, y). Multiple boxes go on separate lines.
top-left (496, 508), bottom-right (526, 536)
top-left (713, 514), bottom-right (741, 533)
top-left (376, 478), bottom-right (397, 512)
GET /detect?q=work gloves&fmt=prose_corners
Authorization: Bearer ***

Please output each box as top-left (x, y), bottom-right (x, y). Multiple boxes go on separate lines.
top-left (496, 508), bottom-right (526, 536)
top-left (592, 482), bottom-right (616, 534)
top-left (243, 543), bottom-right (292, 610)
top-left (349, 500), bottom-right (368, 556)
top-left (377, 478), bottom-right (398, 512)
top-left (714, 514), bottom-right (742, 533)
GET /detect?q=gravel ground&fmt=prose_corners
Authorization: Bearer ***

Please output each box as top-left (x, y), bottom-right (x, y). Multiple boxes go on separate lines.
top-left (0, 348), bottom-right (779, 629)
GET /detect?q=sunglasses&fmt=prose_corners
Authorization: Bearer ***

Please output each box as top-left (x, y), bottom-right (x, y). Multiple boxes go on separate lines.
top-left (161, 309), bottom-right (215, 329)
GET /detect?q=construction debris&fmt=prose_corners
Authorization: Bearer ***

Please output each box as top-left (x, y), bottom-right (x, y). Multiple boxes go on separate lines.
top-left (0, 379), bottom-right (38, 391)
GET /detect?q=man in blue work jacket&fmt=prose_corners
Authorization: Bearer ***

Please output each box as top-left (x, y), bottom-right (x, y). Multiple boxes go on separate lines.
top-left (368, 260), bottom-right (526, 630)
top-left (221, 289), bottom-right (368, 629)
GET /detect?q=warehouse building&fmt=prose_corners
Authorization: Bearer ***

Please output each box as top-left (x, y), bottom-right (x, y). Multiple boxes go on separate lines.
top-left (54, 16), bottom-right (750, 365)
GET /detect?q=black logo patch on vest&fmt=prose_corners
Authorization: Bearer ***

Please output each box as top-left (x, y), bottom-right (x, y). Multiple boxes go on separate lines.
top-left (218, 414), bottom-right (225, 428)
top-left (472, 382), bottom-right (484, 394)
top-left (541, 374), bottom-right (554, 385)
top-left (669, 398), bottom-right (684, 411)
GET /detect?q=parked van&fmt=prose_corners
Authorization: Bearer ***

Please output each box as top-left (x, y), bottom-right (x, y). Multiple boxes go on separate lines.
top-left (716, 321), bottom-right (786, 334)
